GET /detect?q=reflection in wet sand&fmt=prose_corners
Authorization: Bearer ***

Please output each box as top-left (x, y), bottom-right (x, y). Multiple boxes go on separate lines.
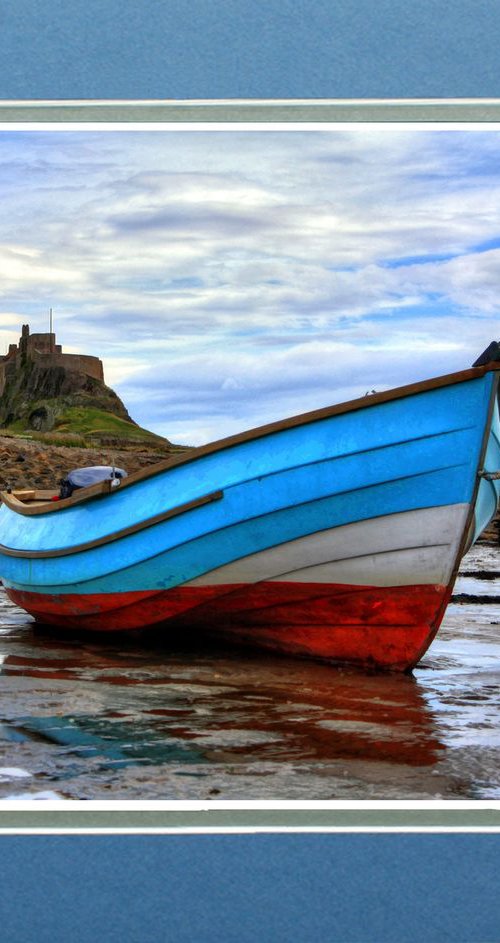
top-left (0, 540), bottom-right (499, 798)
top-left (0, 631), bottom-right (443, 773)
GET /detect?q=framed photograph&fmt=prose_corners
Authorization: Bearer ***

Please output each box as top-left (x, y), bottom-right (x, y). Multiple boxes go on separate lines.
top-left (1, 3), bottom-right (500, 940)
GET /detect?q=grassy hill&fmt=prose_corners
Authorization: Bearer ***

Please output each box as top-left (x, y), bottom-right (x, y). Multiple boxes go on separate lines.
top-left (0, 355), bottom-right (182, 452)
top-left (5, 404), bottom-right (174, 450)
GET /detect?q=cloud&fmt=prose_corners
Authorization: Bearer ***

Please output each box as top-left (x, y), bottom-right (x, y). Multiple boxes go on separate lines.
top-left (1, 129), bottom-right (500, 443)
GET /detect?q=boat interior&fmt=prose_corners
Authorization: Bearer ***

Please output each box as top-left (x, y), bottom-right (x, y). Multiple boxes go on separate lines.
top-left (6, 488), bottom-right (62, 507)
top-left (0, 477), bottom-right (120, 514)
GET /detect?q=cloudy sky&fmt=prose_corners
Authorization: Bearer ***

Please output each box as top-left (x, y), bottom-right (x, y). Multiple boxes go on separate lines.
top-left (1, 128), bottom-right (500, 445)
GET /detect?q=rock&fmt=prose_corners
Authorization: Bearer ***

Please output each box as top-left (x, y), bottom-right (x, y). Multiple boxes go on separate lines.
top-left (0, 435), bottom-right (180, 492)
top-left (0, 324), bottom-right (173, 450)
top-left (1, 324), bottom-right (127, 430)
top-left (28, 406), bottom-right (55, 431)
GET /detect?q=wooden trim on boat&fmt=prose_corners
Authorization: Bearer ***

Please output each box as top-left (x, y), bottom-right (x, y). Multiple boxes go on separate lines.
top-left (0, 489), bottom-right (223, 558)
top-left (0, 477), bottom-right (115, 514)
top-left (1, 361), bottom-right (499, 517)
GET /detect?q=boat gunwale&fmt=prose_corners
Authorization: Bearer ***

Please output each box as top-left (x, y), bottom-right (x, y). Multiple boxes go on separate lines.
top-left (1, 361), bottom-right (498, 518)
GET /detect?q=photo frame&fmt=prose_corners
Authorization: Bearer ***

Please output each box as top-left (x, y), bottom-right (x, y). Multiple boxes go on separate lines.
top-left (1, 2), bottom-right (500, 937)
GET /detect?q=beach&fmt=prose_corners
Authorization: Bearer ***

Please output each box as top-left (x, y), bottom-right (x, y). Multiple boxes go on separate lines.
top-left (0, 532), bottom-right (499, 800)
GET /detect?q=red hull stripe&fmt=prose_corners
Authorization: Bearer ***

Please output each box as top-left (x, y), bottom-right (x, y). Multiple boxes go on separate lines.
top-left (6, 580), bottom-right (450, 670)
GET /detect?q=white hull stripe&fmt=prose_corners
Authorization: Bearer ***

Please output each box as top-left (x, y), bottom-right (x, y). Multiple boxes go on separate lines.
top-left (186, 504), bottom-right (469, 589)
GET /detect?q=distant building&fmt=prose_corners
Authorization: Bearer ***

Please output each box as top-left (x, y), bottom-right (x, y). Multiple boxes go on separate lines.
top-left (0, 324), bottom-right (104, 396)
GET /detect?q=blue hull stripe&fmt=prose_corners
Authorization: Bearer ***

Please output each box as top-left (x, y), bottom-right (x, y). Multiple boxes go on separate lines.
top-left (0, 372), bottom-right (495, 596)
top-left (0, 376), bottom-right (491, 553)
top-left (0, 464), bottom-right (479, 594)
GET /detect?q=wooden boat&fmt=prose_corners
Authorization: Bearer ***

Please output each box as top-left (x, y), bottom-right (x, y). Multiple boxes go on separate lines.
top-left (1, 346), bottom-right (500, 671)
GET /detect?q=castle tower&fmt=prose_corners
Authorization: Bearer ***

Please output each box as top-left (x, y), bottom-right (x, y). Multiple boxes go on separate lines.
top-left (0, 323), bottom-right (104, 388)
top-left (19, 324), bottom-right (30, 363)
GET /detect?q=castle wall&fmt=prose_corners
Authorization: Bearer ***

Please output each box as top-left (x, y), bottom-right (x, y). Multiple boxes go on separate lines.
top-left (0, 356), bottom-right (18, 397)
top-left (27, 333), bottom-right (61, 355)
top-left (1, 326), bottom-right (104, 388)
top-left (37, 352), bottom-right (104, 382)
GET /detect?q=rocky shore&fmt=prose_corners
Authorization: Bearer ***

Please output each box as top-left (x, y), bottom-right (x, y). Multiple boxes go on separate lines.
top-left (478, 513), bottom-right (500, 543)
top-left (0, 434), bottom-right (184, 493)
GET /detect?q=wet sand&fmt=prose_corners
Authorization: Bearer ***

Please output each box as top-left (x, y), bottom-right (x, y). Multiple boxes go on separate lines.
top-left (0, 541), bottom-right (499, 800)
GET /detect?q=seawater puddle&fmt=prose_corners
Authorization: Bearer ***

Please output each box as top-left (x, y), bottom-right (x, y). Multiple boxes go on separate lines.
top-left (0, 540), bottom-right (499, 799)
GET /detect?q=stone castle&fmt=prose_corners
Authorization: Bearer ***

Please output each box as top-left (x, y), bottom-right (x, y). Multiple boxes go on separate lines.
top-left (0, 324), bottom-right (104, 396)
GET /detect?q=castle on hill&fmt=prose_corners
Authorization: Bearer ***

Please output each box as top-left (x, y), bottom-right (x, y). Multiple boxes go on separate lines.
top-left (0, 324), bottom-right (104, 396)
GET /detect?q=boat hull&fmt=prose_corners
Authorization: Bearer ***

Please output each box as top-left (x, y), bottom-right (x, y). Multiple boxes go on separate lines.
top-left (1, 366), bottom-right (499, 670)
top-left (6, 581), bottom-right (450, 671)
top-left (3, 499), bottom-right (467, 668)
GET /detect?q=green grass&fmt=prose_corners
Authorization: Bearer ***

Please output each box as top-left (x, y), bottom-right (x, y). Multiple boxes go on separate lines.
top-left (54, 406), bottom-right (167, 444)
top-left (3, 406), bottom-right (173, 449)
